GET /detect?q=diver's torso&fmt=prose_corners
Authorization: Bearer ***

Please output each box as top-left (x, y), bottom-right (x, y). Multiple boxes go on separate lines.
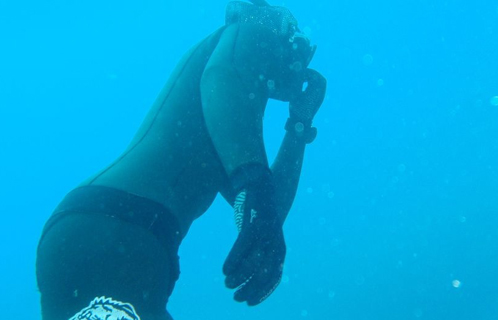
top-left (80, 27), bottom-right (229, 236)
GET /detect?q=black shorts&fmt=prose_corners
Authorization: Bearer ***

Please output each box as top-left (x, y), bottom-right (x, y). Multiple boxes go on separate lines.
top-left (36, 185), bottom-right (182, 320)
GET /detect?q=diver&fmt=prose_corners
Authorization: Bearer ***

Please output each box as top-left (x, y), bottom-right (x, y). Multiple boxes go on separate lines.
top-left (36, 1), bottom-right (326, 319)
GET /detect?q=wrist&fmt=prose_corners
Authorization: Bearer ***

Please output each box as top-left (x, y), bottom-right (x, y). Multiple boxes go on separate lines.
top-left (230, 164), bottom-right (282, 230)
top-left (284, 117), bottom-right (317, 144)
top-left (229, 163), bottom-right (274, 194)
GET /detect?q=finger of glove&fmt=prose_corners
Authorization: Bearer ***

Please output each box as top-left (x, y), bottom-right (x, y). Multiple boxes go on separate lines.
top-left (304, 68), bottom-right (326, 89)
top-left (303, 69), bottom-right (327, 109)
top-left (234, 238), bottom-right (285, 304)
top-left (234, 260), bottom-right (283, 306)
top-left (246, 271), bottom-right (282, 306)
top-left (225, 244), bottom-right (265, 289)
top-left (290, 71), bottom-right (326, 121)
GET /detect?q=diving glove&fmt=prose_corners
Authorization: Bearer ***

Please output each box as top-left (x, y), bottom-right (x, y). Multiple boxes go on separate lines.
top-left (223, 163), bottom-right (286, 306)
top-left (286, 68), bottom-right (327, 143)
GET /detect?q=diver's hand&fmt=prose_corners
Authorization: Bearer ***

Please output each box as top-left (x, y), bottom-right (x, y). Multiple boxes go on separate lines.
top-left (223, 164), bottom-right (286, 306)
top-left (289, 68), bottom-right (327, 126)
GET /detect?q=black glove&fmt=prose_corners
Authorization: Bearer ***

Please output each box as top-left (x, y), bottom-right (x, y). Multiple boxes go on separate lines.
top-left (223, 163), bottom-right (286, 306)
top-left (285, 68), bottom-right (327, 143)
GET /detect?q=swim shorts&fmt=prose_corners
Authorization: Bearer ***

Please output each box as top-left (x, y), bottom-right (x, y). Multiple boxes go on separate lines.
top-left (36, 185), bottom-right (182, 320)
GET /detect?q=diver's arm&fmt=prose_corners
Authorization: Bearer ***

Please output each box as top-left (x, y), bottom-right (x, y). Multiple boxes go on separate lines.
top-left (202, 22), bottom-right (287, 306)
top-left (217, 131), bottom-right (306, 221)
top-left (271, 68), bottom-right (327, 222)
top-left (270, 131), bottom-right (306, 222)
top-left (201, 23), bottom-right (272, 174)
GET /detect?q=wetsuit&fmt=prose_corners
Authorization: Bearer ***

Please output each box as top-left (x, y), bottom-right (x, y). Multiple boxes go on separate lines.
top-left (36, 2), bottom-right (324, 319)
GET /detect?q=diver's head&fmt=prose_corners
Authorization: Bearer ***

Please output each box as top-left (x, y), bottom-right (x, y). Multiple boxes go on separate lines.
top-left (274, 28), bottom-right (317, 101)
top-left (225, 1), bottom-right (317, 101)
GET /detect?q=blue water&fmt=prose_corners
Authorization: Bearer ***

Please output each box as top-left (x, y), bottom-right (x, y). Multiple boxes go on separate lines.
top-left (1, 0), bottom-right (498, 319)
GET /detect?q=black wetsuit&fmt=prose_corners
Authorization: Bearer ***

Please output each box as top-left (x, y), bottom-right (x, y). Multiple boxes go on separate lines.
top-left (37, 4), bottom-right (306, 319)
top-left (36, 26), bottom-right (229, 320)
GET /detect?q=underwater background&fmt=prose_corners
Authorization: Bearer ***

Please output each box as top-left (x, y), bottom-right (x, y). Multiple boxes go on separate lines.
top-left (1, 0), bottom-right (498, 319)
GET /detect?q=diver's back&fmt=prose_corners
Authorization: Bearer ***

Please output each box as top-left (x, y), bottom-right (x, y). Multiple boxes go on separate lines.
top-left (79, 27), bottom-right (228, 233)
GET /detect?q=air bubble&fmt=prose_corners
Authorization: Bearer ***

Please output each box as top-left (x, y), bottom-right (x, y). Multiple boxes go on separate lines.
top-left (328, 291), bottom-right (336, 299)
top-left (294, 122), bottom-right (305, 133)
top-left (290, 61), bottom-right (303, 72)
top-left (282, 275), bottom-right (290, 283)
top-left (267, 80), bottom-right (275, 91)
top-left (452, 279), bottom-right (461, 288)
top-left (362, 54), bottom-right (374, 66)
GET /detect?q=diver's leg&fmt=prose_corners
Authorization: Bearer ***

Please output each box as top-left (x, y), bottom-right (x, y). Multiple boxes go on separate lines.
top-left (36, 212), bottom-right (176, 320)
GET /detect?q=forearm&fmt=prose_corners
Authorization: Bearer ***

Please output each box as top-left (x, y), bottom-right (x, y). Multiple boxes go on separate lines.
top-left (270, 130), bottom-right (307, 223)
